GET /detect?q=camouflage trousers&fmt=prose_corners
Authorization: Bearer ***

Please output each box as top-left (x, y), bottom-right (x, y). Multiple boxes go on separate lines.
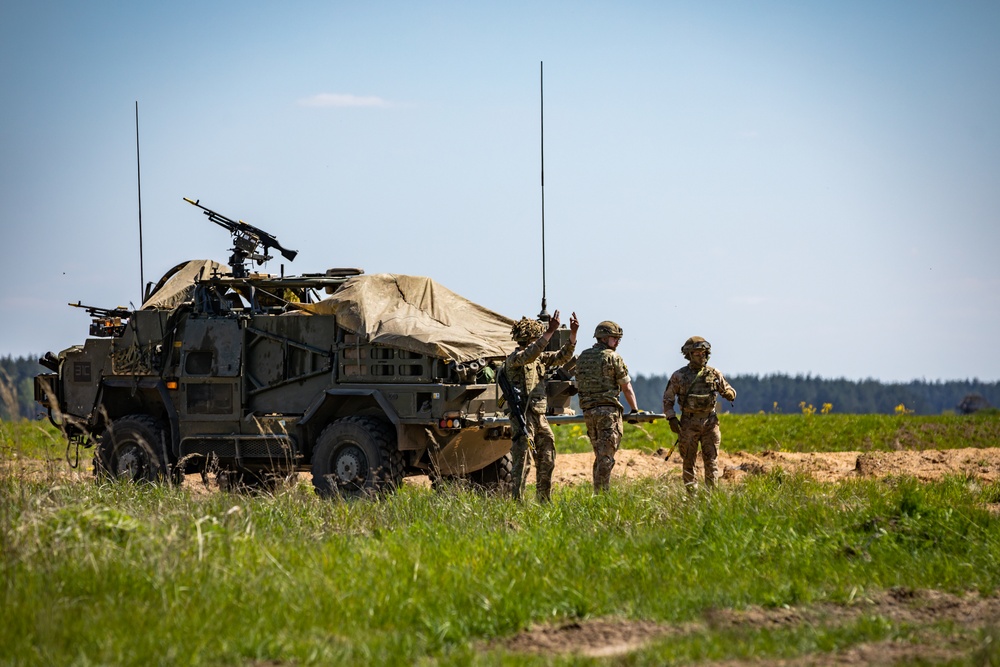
top-left (678, 412), bottom-right (721, 491)
top-left (584, 405), bottom-right (623, 493)
top-left (509, 409), bottom-right (556, 502)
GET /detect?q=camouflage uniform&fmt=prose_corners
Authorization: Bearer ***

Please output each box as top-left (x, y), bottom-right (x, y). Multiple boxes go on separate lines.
top-left (505, 329), bottom-right (576, 502)
top-left (662, 364), bottom-right (736, 491)
top-left (576, 342), bottom-right (631, 492)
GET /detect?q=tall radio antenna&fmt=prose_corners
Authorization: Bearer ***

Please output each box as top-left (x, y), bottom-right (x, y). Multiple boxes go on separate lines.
top-left (537, 61), bottom-right (549, 322)
top-left (135, 101), bottom-right (145, 302)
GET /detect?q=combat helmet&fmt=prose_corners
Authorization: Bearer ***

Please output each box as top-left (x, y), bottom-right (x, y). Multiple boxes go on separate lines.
top-left (681, 336), bottom-right (711, 360)
top-left (593, 320), bottom-right (624, 339)
top-left (511, 317), bottom-right (545, 343)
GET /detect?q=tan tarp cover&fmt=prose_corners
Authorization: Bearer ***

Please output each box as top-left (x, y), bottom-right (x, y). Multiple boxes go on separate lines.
top-left (301, 273), bottom-right (517, 362)
top-left (140, 262), bottom-right (516, 362)
top-left (141, 260), bottom-right (229, 310)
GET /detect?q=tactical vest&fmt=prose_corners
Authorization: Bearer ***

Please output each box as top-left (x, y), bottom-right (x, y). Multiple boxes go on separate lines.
top-left (576, 345), bottom-right (622, 410)
top-left (680, 367), bottom-right (718, 416)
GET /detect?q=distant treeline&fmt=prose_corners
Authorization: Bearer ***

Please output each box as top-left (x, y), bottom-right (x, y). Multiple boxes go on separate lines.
top-left (3, 354), bottom-right (998, 420)
top-left (632, 373), bottom-right (1000, 416)
top-left (0, 355), bottom-right (46, 421)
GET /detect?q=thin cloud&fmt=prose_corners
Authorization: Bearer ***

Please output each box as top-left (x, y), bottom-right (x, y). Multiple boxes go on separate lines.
top-left (298, 93), bottom-right (389, 108)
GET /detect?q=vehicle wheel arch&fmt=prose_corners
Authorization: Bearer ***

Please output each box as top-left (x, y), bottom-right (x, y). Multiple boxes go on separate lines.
top-left (298, 389), bottom-right (402, 457)
top-left (96, 379), bottom-right (179, 458)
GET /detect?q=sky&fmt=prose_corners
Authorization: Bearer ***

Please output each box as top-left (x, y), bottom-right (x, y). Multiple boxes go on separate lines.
top-left (2, 1), bottom-right (998, 383)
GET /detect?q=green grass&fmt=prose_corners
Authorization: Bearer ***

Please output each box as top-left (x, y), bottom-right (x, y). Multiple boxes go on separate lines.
top-left (3, 416), bottom-right (1000, 665)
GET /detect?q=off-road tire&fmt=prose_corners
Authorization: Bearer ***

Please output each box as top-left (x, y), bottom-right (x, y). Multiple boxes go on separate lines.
top-left (467, 452), bottom-right (514, 495)
top-left (94, 414), bottom-right (169, 483)
top-left (311, 416), bottom-right (402, 498)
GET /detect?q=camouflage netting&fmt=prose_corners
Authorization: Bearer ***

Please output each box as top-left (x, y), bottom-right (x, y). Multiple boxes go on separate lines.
top-left (305, 273), bottom-right (517, 363)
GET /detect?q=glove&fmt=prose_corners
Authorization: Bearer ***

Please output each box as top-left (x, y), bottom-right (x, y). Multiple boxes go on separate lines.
top-left (668, 417), bottom-right (681, 434)
top-left (627, 409), bottom-right (644, 424)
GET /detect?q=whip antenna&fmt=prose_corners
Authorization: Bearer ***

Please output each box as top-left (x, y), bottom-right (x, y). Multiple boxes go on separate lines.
top-left (135, 101), bottom-right (145, 302)
top-left (537, 61), bottom-right (549, 322)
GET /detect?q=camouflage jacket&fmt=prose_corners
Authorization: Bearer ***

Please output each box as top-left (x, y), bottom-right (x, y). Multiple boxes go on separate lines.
top-left (504, 334), bottom-right (576, 414)
top-left (576, 342), bottom-right (631, 411)
top-left (662, 364), bottom-right (736, 419)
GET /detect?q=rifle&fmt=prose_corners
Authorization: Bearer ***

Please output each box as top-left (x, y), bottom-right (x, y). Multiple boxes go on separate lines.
top-left (496, 363), bottom-right (534, 452)
top-left (184, 197), bottom-right (298, 277)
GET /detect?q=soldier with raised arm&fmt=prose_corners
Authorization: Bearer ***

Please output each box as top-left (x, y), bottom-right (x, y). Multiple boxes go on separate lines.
top-left (662, 336), bottom-right (736, 492)
top-left (575, 320), bottom-right (640, 493)
top-left (504, 310), bottom-right (578, 502)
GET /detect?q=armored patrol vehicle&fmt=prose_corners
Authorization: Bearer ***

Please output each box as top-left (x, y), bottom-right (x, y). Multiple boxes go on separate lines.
top-left (35, 199), bottom-right (578, 497)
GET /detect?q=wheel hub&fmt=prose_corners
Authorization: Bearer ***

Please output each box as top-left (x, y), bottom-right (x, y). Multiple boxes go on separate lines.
top-left (334, 445), bottom-right (367, 483)
top-left (116, 445), bottom-right (145, 479)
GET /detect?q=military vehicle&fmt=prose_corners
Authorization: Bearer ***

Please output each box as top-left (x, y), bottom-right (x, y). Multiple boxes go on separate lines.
top-left (35, 198), bottom-right (578, 497)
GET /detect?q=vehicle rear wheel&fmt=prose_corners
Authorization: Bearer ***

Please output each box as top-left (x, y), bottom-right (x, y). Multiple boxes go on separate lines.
top-left (95, 414), bottom-right (169, 483)
top-left (311, 416), bottom-right (402, 498)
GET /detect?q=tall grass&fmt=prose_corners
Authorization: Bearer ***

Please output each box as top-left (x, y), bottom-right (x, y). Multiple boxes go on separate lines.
top-left (3, 415), bottom-right (1000, 665)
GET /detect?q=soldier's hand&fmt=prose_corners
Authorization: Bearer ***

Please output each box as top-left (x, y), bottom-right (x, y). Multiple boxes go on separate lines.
top-left (546, 310), bottom-right (561, 334)
top-left (627, 409), bottom-right (639, 424)
top-left (569, 312), bottom-right (579, 334)
top-left (668, 417), bottom-right (681, 434)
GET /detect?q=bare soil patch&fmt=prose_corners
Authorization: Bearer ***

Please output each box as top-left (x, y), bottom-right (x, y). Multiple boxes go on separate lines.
top-left (494, 588), bottom-right (1000, 663)
top-left (552, 446), bottom-right (1000, 488)
top-left (8, 446), bottom-right (1000, 496)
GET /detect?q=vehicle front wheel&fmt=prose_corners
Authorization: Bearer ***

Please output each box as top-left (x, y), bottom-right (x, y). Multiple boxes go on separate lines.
top-left (311, 416), bottom-right (402, 498)
top-left (95, 414), bottom-right (169, 483)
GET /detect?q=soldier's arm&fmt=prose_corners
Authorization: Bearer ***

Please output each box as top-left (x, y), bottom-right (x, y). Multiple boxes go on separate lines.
top-left (610, 354), bottom-right (639, 412)
top-left (621, 379), bottom-right (639, 413)
top-left (542, 340), bottom-right (576, 367)
top-left (508, 336), bottom-right (546, 368)
top-left (662, 374), bottom-right (679, 419)
top-left (715, 370), bottom-right (736, 401)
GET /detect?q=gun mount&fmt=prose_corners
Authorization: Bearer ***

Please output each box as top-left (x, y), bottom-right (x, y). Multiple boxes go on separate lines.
top-left (68, 301), bottom-right (132, 337)
top-left (183, 197), bottom-right (298, 277)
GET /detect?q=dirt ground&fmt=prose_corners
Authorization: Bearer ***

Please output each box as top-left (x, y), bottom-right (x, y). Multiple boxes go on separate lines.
top-left (15, 445), bottom-right (1000, 491)
top-left (548, 445), bottom-right (1000, 488)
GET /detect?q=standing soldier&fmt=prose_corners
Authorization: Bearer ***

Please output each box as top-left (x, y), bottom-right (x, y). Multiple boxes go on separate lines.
top-left (504, 310), bottom-right (578, 502)
top-left (575, 321), bottom-right (640, 493)
top-left (662, 336), bottom-right (736, 492)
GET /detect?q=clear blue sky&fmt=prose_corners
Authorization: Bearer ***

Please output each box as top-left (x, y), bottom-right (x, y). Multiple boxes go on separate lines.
top-left (2, 1), bottom-right (998, 382)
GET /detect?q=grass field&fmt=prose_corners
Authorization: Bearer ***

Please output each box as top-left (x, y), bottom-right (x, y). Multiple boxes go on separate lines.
top-left (3, 415), bottom-right (1000, 666)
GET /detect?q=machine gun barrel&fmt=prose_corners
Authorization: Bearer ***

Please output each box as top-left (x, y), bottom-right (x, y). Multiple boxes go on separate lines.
top-left (69, 302), bottom-right (130, 337)
top-left (68, 301), bottom-right (131, 319)
top-left (183, 197), bottom-right (298, 263)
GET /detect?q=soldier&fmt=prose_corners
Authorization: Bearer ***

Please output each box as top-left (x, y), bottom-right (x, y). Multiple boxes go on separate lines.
top-left (504, 309), bottom-right (578, 502)
top-left (575, 320), bottom-right (640, 493)
top-left (662, 336), bottom-right (736, 492)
